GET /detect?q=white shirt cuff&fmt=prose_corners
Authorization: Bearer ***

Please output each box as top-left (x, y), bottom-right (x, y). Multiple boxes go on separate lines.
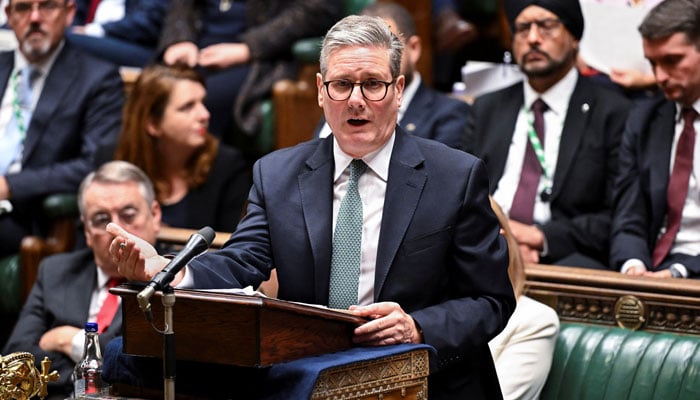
top-left (70, 329), bottom-right (86, 363)
top-left (84, 23), bottom-right (106, 37)
top-left (621, 258), bottom-right (647, 274)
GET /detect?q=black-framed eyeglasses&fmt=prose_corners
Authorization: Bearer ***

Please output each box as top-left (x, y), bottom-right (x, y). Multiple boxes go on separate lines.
top-left (10, 0), bottom-right (64, 17)
top-left (513, 18), bottom-right (562, 38)
top-left (323, 79), bottom-right (395, 102)
top-left (87, 206), bottom-right (141, 231)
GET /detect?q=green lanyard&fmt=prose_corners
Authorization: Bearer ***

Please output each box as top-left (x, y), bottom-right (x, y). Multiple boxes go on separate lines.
top-left (525, 106), bottom-right (553, 201)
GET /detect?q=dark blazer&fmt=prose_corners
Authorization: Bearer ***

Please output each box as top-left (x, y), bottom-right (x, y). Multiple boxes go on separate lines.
top-left (610, 95), bottom-right (700, 275)
top-left (314, 80), bottom-right (470, 149)
top-left (0, 43), bottom-right (123, 250)
top-left (465, 74), bottom-right (631, 265)
top-left (3, 249), bottom-right (123, 399)
top-left (161, 143), bottom-right (251, 232)
top-left (73, 0), bottom-right (169, 46)
top-left (187, 128), bottom-right (515, 399)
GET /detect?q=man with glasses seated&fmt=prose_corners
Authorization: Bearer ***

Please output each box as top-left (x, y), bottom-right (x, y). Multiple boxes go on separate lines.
top-left (464, 0), bottom-right (631, 269)
top-left (3, 161), bottom-right (161, 399)
top-left (0, 0), bottom-right (123, 259)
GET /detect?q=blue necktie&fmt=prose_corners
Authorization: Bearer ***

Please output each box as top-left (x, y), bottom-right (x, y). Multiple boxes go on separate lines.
top-left (1, 67), bottom-right (38, 174)
top-left (329, 159), bottom-right (367, 309)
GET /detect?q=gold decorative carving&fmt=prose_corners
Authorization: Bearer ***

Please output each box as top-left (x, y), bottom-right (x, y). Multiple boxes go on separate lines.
top-left (0, 352), bottom-right (59, 400)
top-left (311, 349), bottom-right (429, 399)
top-left (614, 295), bottom-right (646, 330)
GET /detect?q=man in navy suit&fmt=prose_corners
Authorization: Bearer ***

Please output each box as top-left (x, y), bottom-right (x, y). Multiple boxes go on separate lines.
top-left (611, 0), bottom-right (700, 279)
top-left (465, 0), bottom-right (631, 268)
top-left (3, 161), bottom-right (162, 399)
top-left (315, 2), bottom-right (469, 150)
top-left (109, 15), bottom-right (514, 400)
top-left (0, 0), bottom-right (123, 258)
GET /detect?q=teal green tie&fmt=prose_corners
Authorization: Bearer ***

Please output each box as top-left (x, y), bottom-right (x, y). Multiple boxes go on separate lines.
top-left (329, 159), bottom-right (367, 309)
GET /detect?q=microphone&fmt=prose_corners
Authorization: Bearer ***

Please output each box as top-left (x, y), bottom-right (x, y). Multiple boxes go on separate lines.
top-left (137, 226), bottom-right (216, 317)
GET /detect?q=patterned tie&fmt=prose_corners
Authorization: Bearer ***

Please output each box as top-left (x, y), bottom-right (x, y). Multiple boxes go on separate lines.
top-left (510, 98), bottom-right (548, 224)
top-left (329, 159), bottom-right (367, 309)
top-left (95, 277), bottom-right (125, 333)
top-left (0, 67), bottom-right (38, 174)
top-left (652, 107), bottom-right (697, 267)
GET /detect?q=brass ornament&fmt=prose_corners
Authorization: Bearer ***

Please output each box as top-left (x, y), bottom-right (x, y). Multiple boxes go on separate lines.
top-left (0, 352), bottom-right (59, 400)
top-left (614, 295), bottom-right (646, 331)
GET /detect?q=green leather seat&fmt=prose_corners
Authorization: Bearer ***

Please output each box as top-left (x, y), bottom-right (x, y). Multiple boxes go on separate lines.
top-left (0, 254), bottom-right (20, 314)
top-left (542, 323), bottom-right (700, 400)
top-left (259, 0), bottom-right (375, 154)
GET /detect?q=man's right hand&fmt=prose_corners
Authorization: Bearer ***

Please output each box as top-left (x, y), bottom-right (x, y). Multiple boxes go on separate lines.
top-left (107, 223), bottom-right (169, 282)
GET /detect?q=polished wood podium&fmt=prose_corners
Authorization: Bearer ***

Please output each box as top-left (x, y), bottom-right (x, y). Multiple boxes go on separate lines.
top-left (112, 285), bottom-right (430, 399)
top-left (113, 284), bottom-right (367, 366)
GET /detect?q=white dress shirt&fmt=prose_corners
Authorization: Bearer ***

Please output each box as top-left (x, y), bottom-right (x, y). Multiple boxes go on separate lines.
top-left (332, 133), bottom-right (394, 305)
top-left (69, 266), bottom-right (117, 362)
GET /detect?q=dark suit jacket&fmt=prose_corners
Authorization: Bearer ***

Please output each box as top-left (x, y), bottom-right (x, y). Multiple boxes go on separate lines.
top-left (187, 128), bottom-right (515, 399)
top-left (314, 80), bottom-right (469, 149)
top-left (3, 249), bottom-right (123, 399)
top-left (465, 75), bottom-right (631, 265)
top-left (610, 95), bottom-right (700, 275)
top-left (0, 43), bottom-right (123, 244)
top-left (161, 143), bottom-right (251, 232)
top-left (73, 0), bottom-right (169, 46)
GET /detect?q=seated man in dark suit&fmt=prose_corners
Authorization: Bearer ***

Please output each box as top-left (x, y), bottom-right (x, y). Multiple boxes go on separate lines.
top-left (465, 0), bottom-right (631, 269)
top-left (3, 161), bottom-right (162, 399)
top-left (108, 14), bottom-right (514, 400)
top-left (314, 1), bottom-right (470, 150)
top-left (611, 0), bottom-right (700, 279)
top-left (0, 0), bottom-right (124, 258)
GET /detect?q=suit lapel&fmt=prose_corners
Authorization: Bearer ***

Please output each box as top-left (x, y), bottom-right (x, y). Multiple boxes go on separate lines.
top-left (649, 101), bottom-right (677, 223)
top-left (0, 52), bottom-right (12, 96)
top-left (552, 77), bottom-right (592, 199)
top-left (483, 85), bottom-right (523, 192)
top-left (298, 138), bottom-right (335, 304)
top-left (400, 82), bottom-right (431, 135)
top-left (374, 129), bottom-right (426, 300)
top-left (23, 44), bottom-right (77, 162)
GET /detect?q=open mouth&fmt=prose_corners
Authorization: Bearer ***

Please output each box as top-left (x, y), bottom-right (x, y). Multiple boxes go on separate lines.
top-left (348, 119), bottom-right (369, 127)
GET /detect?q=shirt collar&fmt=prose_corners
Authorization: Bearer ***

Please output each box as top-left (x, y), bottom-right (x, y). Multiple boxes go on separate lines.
top-left (333, 132), bottom-right (395, 182)
top-left (96, 266), bottom-right (110, 288)
top-left (13, 39), bottom-right (65, 76)
top-left (523, 66), bottom-right (578, 116)
top-left (399, 72), bottom-right (421, 120)
top-left (676, 100), bottom-right (700, 122)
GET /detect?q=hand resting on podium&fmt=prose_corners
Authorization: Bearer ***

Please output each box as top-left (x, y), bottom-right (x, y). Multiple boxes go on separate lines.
top-left (106, 222), bottom-right (424, 347)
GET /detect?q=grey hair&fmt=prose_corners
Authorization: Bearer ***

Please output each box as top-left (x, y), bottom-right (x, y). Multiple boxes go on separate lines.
top-left (319, 15), bottom-right (403, 79)
top-left (639, 0), bottom-right (700, 48)
top-left (78, 160), bottom-right (156, 216)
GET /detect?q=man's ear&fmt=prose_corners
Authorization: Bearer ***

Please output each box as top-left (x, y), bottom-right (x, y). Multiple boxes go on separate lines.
top-left (316, 72), bottom-right (325, 108)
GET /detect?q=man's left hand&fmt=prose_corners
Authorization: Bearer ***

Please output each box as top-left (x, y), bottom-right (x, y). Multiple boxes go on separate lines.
top-left (350, 302), bottom-right (423, 346)
top-left (39, 325), bottom-right (81, 356)
top-left (508, 219), bottom-right (545, 250)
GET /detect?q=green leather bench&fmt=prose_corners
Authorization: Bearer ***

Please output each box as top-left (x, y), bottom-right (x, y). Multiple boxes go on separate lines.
top-left (0, 193), bottom-right (79, 315)
top-left (543, 323), bottom-right (700, 400)
top-left (526, 263), bottom-right (700, 400)
top-left (0, 254), bottom-right (21, 315)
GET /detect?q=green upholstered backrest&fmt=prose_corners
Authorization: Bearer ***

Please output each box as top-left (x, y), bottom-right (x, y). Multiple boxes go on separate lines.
top-left (292, 0), bottom-right (376, 64)
top-left (0, 254), bottom-right (20, 314)
top-left (542, 323), bottom-right (700, 400)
